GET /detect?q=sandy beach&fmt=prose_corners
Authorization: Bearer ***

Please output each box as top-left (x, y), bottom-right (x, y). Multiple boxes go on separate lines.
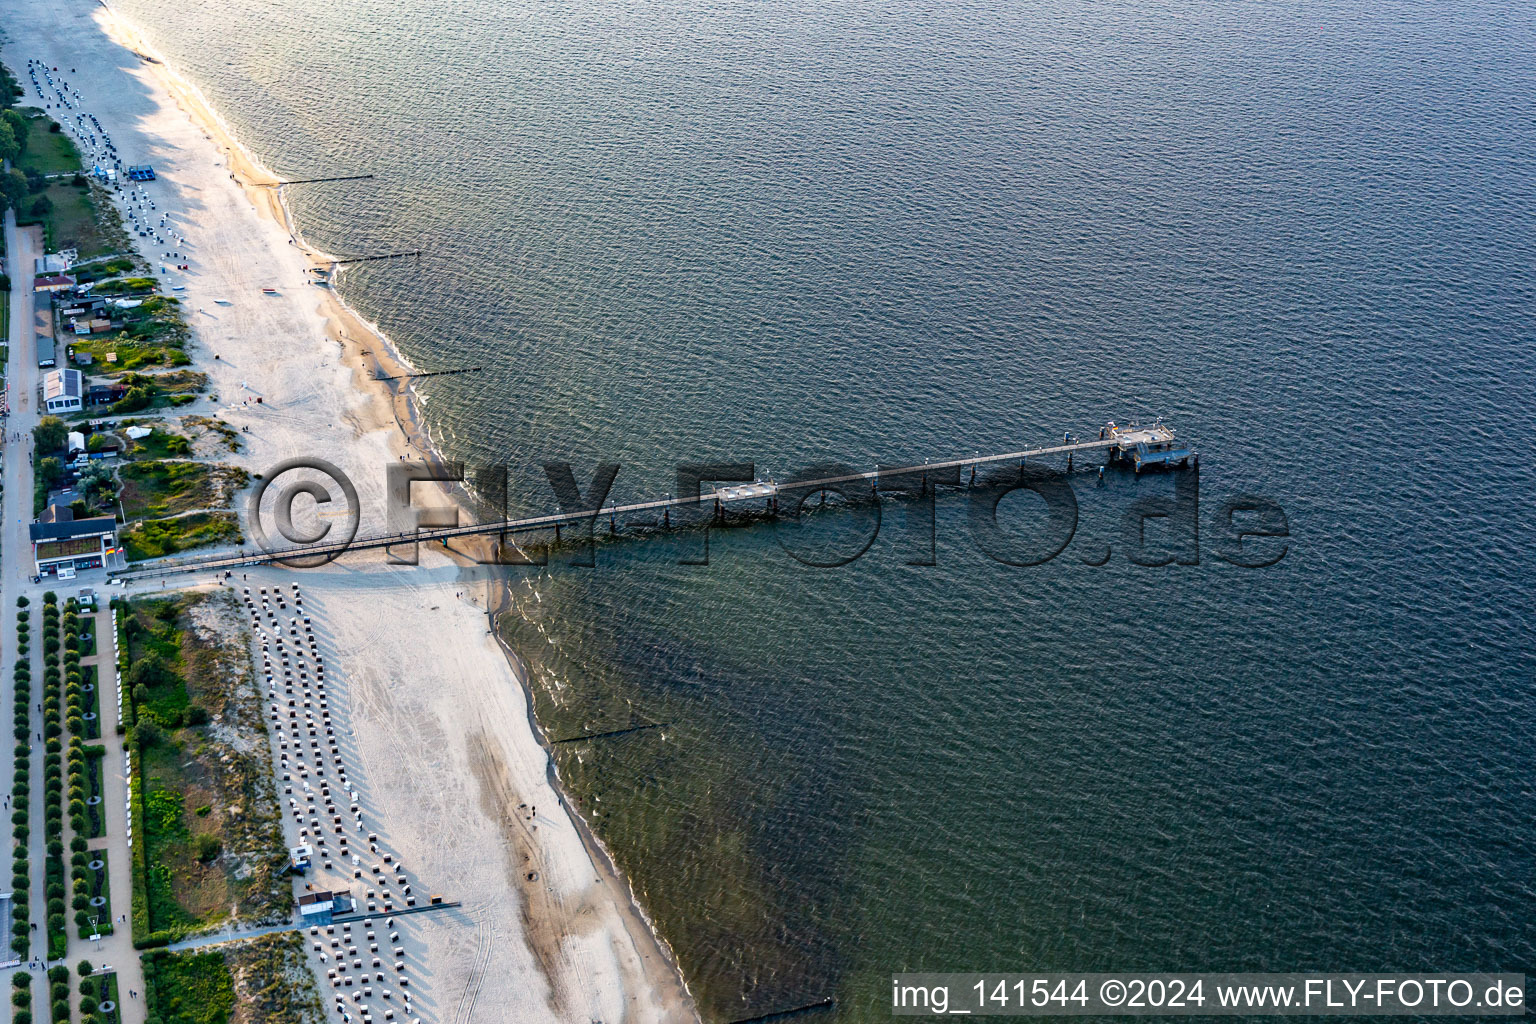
top-left (1, 2), bottom-right (694, 1020)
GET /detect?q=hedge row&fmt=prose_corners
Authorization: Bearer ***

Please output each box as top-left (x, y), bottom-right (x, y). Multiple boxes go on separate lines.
top-left (43, 964), bottom-right (68, 1024)
top-left (12, 970), bottom-right (33, 1024)
top-left (12, 596), bottom-right (32, 960)
top-left (41, 594), bottom-right (67, 963)
top-left (77, 960), bottom-right (111, 1023)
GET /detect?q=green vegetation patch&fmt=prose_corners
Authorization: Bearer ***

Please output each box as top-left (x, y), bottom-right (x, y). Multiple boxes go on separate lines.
top-left (0, 63), bottom-right (20, 106)
top-left (142, 949), bottom-right (235, 1024)
top-left (144, 933), bottom-right (324, 1024)
top-left (182, 416), bottom-right (243, 454)
top-left (83, 746), bottom-right (106, 836)
top-left (118, 460), bottom-right (248, 519)
top-left (79, 968), bottom-right (119, 1024)
top-left (122, 511), bottom-right (242, 562)
top-left (78, 848), bottom-right (111, 936)
top-left (124, 592), bottom-right (286, 943)
top-left (123, 599), bottom-right (191, 723)
top-left (225, 932), bottom-right (327, 1024)
top-left (106, 370), bottom-right (208, 415)
top-left (20, 177), bottom-right (123, 260)
top-left (71, 255), bottom-right (140, 285)
top-left (67, 294), bottom-right (192, 372)
top-left (81, 664), bottom-right (103, 740)
top-left (120, 425), bottom-right (191, 461)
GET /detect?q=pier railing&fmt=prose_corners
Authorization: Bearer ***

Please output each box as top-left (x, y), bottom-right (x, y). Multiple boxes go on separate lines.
top-left (109, 430), bottom-right (1175, 582)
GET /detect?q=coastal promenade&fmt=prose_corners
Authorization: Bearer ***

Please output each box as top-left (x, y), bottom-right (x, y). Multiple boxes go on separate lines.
top-left (3, 210), bottom-right (145, 1024)
top-left (1, 210), bottom-right (43, 1024)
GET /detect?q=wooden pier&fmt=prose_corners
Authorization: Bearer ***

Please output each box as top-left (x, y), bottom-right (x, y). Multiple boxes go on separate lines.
top-left (108, 421), bottom-right (1193, 582)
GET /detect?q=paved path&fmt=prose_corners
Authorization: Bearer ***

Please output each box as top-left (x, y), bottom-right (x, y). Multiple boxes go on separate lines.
top-left (70, 604), bottom-right (145, 1018)
top-left (1, 210), bottom-right (44, 1024)
top-left (164, 920), bottom-right (298, 953)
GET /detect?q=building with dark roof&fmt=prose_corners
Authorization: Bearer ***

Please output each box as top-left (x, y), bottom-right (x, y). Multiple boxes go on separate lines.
top-left (28, 507), bottom-right (118, 576)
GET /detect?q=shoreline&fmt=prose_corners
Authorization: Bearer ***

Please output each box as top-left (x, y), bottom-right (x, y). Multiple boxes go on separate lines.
top-left (13, 2), bottom-right (698, 1018)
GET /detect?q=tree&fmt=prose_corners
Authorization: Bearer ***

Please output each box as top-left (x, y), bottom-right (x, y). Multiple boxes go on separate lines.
top-left (28, 194), bottom-right (51, 220)
top-left (128, 652), bottom-right (177, 691)
top-left (33, 417), bottom-right (67, 455)
top-left (78, 462), bottom-right (116, 508)
top-left (111, 386), bottom-right (154, 414)
top-left (0, 119), bottom-right (18, 164)
top-left (134, 718), bottom-right (163, 747)
top-left (35, 457), bottom-right (64, 493)
top-left (0, 168), bottom-right (26, 212)
top-left (2, 110), bottom-right (26, 154)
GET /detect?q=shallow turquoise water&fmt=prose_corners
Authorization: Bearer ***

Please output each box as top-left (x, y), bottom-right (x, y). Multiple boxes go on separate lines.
top-left (109, 0), bottom-right (1536, 1018)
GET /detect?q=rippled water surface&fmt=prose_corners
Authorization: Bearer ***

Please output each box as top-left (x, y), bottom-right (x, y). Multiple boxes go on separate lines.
top-left (109, 0), bottom-right (1536, 1018)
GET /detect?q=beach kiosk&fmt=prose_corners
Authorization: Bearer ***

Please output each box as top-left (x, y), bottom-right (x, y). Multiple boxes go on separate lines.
top-left (298, 890), bottom-right (338, 925)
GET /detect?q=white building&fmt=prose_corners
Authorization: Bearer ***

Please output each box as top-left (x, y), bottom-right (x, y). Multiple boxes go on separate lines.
top-left (33, 252), bottom-right (72, 276)
top-left (42, 368), bottom-right (84, 413)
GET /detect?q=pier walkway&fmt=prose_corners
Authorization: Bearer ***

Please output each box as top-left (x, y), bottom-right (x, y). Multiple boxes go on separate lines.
top-left (109, 423), bottom-right (1192, 583)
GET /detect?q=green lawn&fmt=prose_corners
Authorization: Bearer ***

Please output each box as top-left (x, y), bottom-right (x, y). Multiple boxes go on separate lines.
top-left (13, 114), bottom-right (130, 258)
top-left (20, 178), bottom-right (111, 257)
top-left (20, 115), bottom-right (82, 175)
